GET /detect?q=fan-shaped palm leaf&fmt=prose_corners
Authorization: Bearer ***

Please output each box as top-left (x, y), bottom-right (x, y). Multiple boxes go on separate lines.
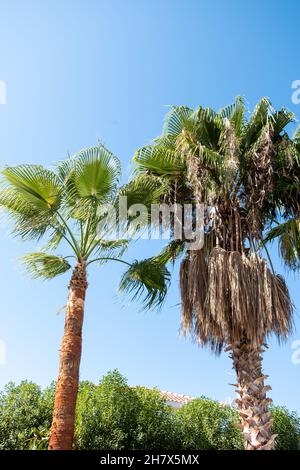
top-left (134, 145), bottom-right (185, 177)
top-left (162, 105), bottom-right (195, 136)
top-left (2, 165), bottom-right (61, 210)
top-left (57, 145), bottom-right (121, 215)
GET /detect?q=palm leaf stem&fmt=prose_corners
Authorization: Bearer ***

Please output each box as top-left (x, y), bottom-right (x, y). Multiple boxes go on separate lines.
top-left (87, 257), bottom-right (131, 267)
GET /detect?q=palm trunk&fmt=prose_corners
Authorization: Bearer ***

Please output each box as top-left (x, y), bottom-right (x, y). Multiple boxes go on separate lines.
top-left (48, 261), bottom-right (88, 450)
top-left (230, 338), bottom-right (277, 450)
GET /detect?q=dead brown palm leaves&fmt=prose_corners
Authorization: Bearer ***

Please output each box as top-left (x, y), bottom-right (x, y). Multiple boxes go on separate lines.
top-left (180, 247), bottom-right (293, 352)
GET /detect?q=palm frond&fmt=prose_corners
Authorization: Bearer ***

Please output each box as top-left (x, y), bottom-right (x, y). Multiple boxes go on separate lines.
top-left (154, 240), bottom-right (186, 265)
top-left (118, 174), bottom-right (167, 212)
top-left (0, 187), bottom-right (54, 240)
top-left (265, 219), bottom-right (300, 271)
top-left (162, 105), bottom-right (195, 136)
top-left (181, 248), bottom-right (293, 352)
top-left (244, 97), bottom-right (272, 148)
top-left (193, 107), bottom-right (221, 150)
top-left (21, 252), bottom-right (71, 279)
top-left (119, 258), bottom-right (171, 309)
top-left (134, 145), bottom-right (185, 177)
top-left (57, 145), bottom-right (121, 210)
top-left (1, 165), bottom-right (62, 211)
top-left (218, 96), bottom-right (245, 138)
top-left (271, 109), bottom-right (295, 135)
top-left (293, 125), bottom-right (300, 155)
top-left (42, 227), bottom-right (66, 252)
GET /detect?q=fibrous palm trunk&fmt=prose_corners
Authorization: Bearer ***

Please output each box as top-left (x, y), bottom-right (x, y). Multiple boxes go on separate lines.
top-left (48, 262), bottom-right (87, 450)
top-left (230, 338), bottom-right (277, 450)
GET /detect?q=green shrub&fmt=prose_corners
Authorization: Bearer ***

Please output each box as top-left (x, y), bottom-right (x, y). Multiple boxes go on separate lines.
top-left (131, 386), bottom-right (181, 449)
top-left (74, 371), bottom-right (140, 450)
top-left (271, 405), bottom-right (300, 450)
top-left (74, 370), bottom-right (179, 450)
top-left (0, 381), bottom-right (55, 450)
top-left (177, 398), bottom-right (243, 450)
top-left (0, 372), bottom-right (299, 450)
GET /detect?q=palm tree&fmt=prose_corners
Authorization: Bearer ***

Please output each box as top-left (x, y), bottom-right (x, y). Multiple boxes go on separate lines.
top-left (120, 98), bottom-right (298, 450)
top-left (0, 145), bottom-right (168, 450)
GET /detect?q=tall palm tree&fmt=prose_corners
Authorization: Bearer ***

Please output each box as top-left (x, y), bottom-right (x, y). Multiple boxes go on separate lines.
top-left (0, 145), bottom-right (168, 450)
top-left (120, 98), bottom-right (298, 450)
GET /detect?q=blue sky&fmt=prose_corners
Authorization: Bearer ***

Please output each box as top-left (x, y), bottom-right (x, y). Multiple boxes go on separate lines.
top-left (0, 0), bottom-right (299, 413)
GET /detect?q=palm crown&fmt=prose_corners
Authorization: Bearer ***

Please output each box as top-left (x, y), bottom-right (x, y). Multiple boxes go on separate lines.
top-left (121, 97), bottom-right (298, 349)
top-left (0, 145), bottom-right (130, 275)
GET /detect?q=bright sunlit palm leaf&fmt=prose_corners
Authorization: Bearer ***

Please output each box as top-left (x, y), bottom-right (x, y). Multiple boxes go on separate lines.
top-left (2, 165), bottom-right (62, 210)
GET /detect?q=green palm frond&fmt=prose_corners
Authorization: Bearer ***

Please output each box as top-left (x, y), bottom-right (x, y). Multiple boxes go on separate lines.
top-left (244, 97), bottom-right (272, 147)
top-left (162, 105), bottom-right (195, 136)
top-left (154, 240), bottom-right (186, 265)
top-left (74, 146), bottom-right (120, 198)
top-left (119, 258), bottom-right (171, 309)
top-left (218, 96), bottom-right (243, 120)
top-left (42, 227), bottom-right (66, 252)
top-left (265, 219), bottom-right (300, 271)
top-left (1, 165), bottom-right (62, 211)
top-left (271, 109), bottom-right (295, 135)
top-left (134, 145), bottom-right (185, 177)
top-left (218, 96), bottom-right (245, 138)
top-left (57, 145), bottom-right (121, 208)
top-left (21, 252), bottom-right (71, 279)
top-left (0, 187), bottom-right (54, 240)
top-left (55, 154), bottom-right (74, 182)
top-left (116, 174), bottom-right (169, 237)
top-left (198, 145), bottom-right (224, 172)
top-left (293, 125), bottom-right (300, 155)
top-left (119, 174), bottom-right (167, 209)
top-left (195, 107), bottom-right (222, 149)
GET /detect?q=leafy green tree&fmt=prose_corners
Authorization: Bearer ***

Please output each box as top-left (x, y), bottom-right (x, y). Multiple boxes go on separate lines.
top-left (271, 405), bottom-right (300, 450)
top-left (120, 98), bottom-right (299, 449)
top-left (75, 370), bottom-right (139, 450)
top-left (74, 370), bottom-right (180, 450)
top-left (0, 374), bottom-right (299, 450)
top-left (133, 387), bottom-right (181, 450)
top-left (0, 381), bottom-right (55, 450)
top-left (177, 398), bottom-right (243, 450)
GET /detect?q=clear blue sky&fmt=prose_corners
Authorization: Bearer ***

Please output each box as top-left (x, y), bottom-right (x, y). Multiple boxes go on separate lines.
top-left (0, 0), bottom-right (299, 413)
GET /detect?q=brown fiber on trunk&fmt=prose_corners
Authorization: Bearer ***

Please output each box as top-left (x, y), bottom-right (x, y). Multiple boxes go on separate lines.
top-left (230, 338), bottom-right (277, 450)
top-left (48, 262), bottom-right (87, 450)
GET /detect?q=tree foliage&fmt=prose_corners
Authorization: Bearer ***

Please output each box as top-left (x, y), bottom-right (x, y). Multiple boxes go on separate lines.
top-left (0, 371), bottom-right (298, 450)
top-left (0, 381), bottom-right (55, 450)
top-left (177, 398), bottom-right (243, 450)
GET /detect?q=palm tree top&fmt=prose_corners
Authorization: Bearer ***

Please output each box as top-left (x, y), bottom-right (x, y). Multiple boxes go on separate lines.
top-left (0, 144), bottom-right (128, 278)
top-left (0, 144), bottom-right (169, 306)
top-left (120, 97), bottom-right (298, 349)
